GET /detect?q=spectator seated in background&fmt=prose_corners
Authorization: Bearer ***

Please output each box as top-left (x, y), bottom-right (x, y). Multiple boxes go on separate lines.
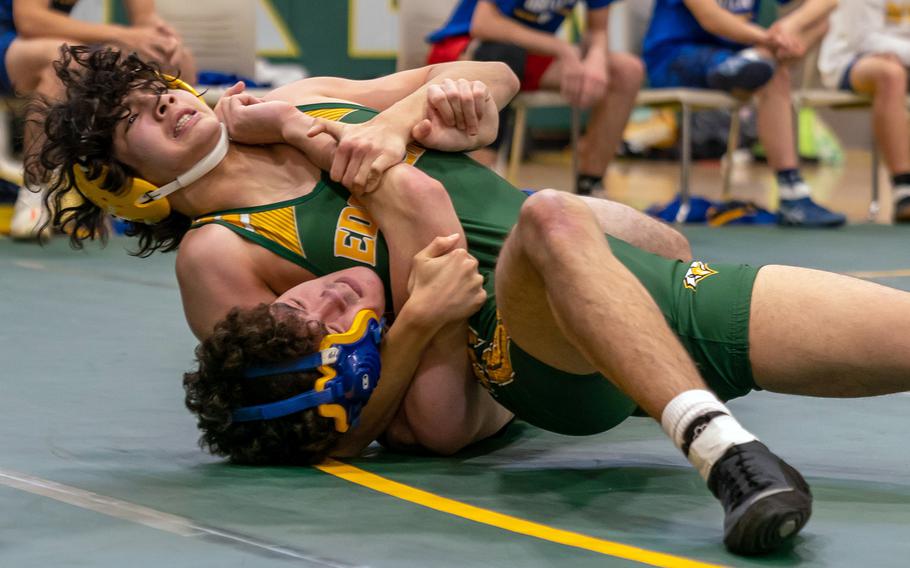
top-left (8, 0), bottom-right (195, 241)
top-left (643, 0), bottom-right (846, 228)
top-left (819, 0), bottom-right (910, 223)
top-left (426, 0), bottom-right (643, 196)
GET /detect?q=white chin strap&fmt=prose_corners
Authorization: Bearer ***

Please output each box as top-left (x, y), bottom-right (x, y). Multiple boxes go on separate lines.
top-left (143, 123), bottom-right (229, 202)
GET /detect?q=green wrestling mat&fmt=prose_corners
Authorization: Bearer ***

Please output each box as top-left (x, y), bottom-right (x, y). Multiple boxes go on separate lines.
top-left (1, 225), bottom-right (908, 567)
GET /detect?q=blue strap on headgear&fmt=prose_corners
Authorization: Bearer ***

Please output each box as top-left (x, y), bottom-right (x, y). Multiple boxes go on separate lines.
top-left (231, 310), bottom-right (384, 433)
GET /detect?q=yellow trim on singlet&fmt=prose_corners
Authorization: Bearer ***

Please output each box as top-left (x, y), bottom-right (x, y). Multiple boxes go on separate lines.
top-left (301, 107), bottom-right (359, 122)
top-left (193, 207), bottom-right (305, 258)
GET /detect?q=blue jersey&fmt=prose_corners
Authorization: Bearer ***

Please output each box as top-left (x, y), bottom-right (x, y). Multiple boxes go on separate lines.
top-left (0, 0), bottom-right (77, 32)
top-left (643, 0), bottom-right (788, 58)
top-left (428, 0), bottom-right (615, 44)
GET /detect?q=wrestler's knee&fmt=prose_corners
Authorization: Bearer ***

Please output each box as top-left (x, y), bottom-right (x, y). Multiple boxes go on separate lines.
top-left (608, 53), bottom-right (644, 91)
top-left (517, 189), bottom-right (592, 246)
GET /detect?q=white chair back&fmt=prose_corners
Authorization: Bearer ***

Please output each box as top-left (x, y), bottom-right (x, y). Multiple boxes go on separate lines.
top-left (154, 0), bottom-right (257, 77)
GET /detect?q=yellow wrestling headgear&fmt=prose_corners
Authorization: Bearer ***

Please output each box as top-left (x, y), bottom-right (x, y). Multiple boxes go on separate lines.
top-left (72, 76), bottom-right (229, 224)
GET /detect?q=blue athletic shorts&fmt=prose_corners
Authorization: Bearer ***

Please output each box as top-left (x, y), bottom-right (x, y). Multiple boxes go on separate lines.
top-left (0, 30), bottom-right (16, 92)
top-left (838, 56), bottom-right (860, 92)
top-left (646, 44), bottom-right (736, 89)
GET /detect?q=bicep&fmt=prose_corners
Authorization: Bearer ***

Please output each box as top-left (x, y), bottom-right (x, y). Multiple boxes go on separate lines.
top-left (176, 229), bottom-right (277, 340)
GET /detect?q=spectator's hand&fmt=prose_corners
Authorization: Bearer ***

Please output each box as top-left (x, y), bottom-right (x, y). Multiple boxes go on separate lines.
top-left (306, 116), bottom-right (409, 195)
top-left (117, 25), bottom-right (180, 67)
top-left (406, 234), bottom-right (486, 322)
top-left (767, 21), bottom-right (805, 62)
top-left (411, 78), bottom-right (498, 151)
top-left (214, 81), bottom-right (298, 145)
top-left (577, 51), bottom-right (609, 108)
top-left (559, 45), bottom-right (605, 108)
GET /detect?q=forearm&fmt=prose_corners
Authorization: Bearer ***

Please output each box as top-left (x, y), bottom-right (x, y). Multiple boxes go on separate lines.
top-left (332, 304), bottom-right (441, 456)
top-left (370, 61), bottom-right (518, 144)
top-left (471, 1), bottom-right (571, 58)
top-left (684, 0), bottom-right (768, 46)
top-left (583, 7), bottom-right (610, 60)
top-left (124, 0), bottom-right (159, 26)
top-left (780, 0), bottom-right (837, 31)
top-left (13, 4), bottom-right (125, 42)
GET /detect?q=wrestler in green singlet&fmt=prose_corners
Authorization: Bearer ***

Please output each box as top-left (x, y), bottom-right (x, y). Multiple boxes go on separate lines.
top-left (191, 102), bottom-right (760, 436)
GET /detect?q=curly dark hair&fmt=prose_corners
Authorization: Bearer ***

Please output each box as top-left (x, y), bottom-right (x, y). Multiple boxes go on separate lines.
top-left (26, 44), bottom-right (191, 256)
top-left (183, 303), bottom-right (343, 465)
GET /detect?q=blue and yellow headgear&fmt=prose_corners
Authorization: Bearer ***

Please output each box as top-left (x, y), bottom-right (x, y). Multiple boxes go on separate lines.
top-left (232, 310), bottom-right (385, 433)
top-left (72, 77), bottom-right (229, 224)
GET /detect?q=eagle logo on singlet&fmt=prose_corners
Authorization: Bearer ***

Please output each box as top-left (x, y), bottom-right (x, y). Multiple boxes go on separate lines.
top-left (683, 261), bottom-right (718, 291)
top-left (467, 312), bottom-right (515, 388)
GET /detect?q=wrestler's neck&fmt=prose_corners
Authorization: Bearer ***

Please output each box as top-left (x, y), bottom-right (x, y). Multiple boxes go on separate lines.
top-left (168, 142), bottom-right (320, 217)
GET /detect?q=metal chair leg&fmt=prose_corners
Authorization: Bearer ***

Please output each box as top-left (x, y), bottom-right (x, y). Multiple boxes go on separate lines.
top-left (721, 106), bottom-right (741, 201)
top-left (507, 102), bottom-right (527, 184)
top-left (870, 143), bottom-right (881, 222)
top-left (676, 103), bottom-right (692, 223)
top-left (570, 106), bottom-right (581, 186)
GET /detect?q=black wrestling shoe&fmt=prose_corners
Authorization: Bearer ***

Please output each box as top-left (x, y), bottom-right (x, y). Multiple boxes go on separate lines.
top-left (707, 441), bottom-right (812, 556)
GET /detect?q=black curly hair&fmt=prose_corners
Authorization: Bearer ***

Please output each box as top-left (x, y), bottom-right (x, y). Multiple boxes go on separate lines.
top-left (183, 303), bottom-right (343, 465)
top-left (26, 44), bottom-right (190, 256)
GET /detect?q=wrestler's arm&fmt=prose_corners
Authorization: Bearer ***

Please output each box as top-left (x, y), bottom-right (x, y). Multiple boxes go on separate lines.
top-left (348, 166), bottom-right (514, 455)
top-left (176, 224), bottom-right (277, 340)
top-left (265, 60), bottom-right (519, 118)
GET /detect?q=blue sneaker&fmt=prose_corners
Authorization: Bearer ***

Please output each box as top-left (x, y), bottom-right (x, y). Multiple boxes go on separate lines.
top-left (707, 50), bottom-right (775, 92)
top-left (778, 197), bottom-right (847, 227)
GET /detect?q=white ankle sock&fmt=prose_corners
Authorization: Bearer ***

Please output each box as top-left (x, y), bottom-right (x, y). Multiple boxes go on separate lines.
top-left (660, 390), bottom-right (758, 480)
top-left (778, 181), bottom-right (811, 200)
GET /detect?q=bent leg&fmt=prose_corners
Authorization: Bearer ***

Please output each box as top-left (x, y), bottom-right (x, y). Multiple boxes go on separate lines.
top-left (577, 52), bottom-right (643, 176)
top-left (751, 265), bottom-right (910, 396)
top-left (495, 189), bottom-right (709, 418)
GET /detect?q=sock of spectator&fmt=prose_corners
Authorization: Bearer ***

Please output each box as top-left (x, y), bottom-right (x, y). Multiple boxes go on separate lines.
top-left (776, 169), bottom-right (811, 200)
top-left (576, 174), bottom-right (603, 196)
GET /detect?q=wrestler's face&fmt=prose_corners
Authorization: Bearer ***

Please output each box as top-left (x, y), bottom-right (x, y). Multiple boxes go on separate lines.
top-left (112, 88), bottom-right (220, 185)
top-left (272, 267), bottom-right (386, 334)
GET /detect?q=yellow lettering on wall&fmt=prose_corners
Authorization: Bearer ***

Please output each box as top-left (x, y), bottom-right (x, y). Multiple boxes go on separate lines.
top-left (334, 198), bottom-right (378, 265)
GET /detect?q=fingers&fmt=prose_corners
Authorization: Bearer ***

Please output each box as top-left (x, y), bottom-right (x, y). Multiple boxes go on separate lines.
top-left (307, 117), bottom-right (345, 140)
top-left (362, 153), bottom-right (401, 193)
top-left (411, 118), bottom-right (433, 144)
top-left (457, 79), bottom-right (478, 135)
top-left (223, 81), bottom-right (246, 98)
top-left (418, 233), bottom-right (461, 259)
top-left (427, 84), bottom-right (456, 127)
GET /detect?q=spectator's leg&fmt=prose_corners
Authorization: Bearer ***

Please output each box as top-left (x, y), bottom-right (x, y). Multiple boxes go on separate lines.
top-left (755, 65), bottom-right (797, 172)
top-left (849, 55), bottom-right (910, 181)
top-left (6, 38), bottom-right (65, 240)
top-left (576, 52), bottom-right (643, 187)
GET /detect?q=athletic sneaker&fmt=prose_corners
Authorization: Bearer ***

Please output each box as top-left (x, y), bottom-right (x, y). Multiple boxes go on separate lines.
top-left (10, 187), bottom-right (51, 241)
top-left (778, 197), bottom-right (847, 228)
top-left (708, 441), bottom-right (812, 556)
top-left (707, 50), bottom-right (775, 92)
top-left (893, 186), bottom-right (910, 223)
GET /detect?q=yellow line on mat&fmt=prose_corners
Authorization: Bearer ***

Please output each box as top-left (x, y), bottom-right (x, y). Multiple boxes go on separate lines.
top-left (845, 268), bottom-right (910, 279)
top-left (316, 459), bottom-right (725, 568)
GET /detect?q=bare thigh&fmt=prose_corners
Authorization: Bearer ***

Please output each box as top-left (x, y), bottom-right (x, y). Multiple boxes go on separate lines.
top-left (578, 196), bottom-right (691, 261)
top-left (494, 229), bottom-right (597, 375)
top-left (750, 265), bottom-right (910, 396)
